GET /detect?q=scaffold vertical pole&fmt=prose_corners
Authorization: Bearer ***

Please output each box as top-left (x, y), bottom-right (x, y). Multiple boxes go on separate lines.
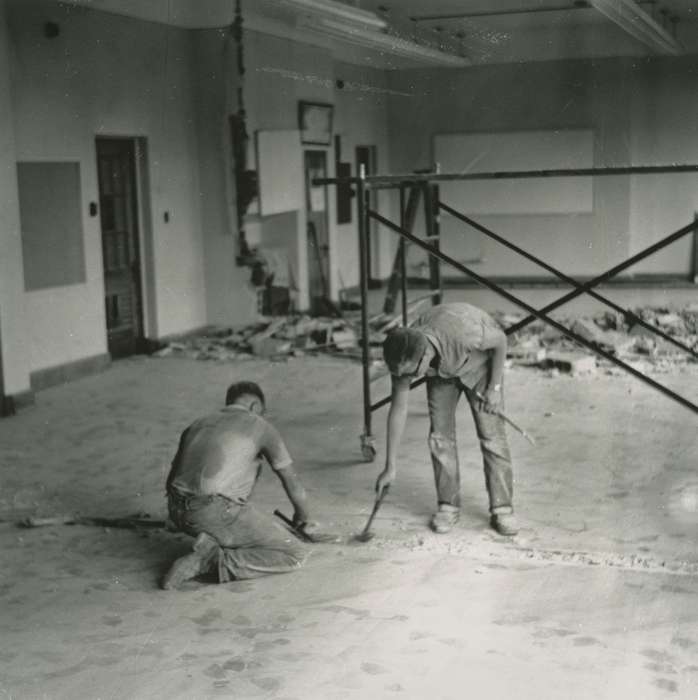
top-left (358, 164), bottom-right (376, 461)
top-left (399, 184), bottom-right (408, 327)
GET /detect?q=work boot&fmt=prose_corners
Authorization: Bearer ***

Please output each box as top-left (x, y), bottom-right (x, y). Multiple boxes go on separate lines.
top-left (161, 532), bottom-right (219, 590)
top-left (430, 504), bottom-right (460, 534)
top-left (490, 513), bottom-right (519, 536)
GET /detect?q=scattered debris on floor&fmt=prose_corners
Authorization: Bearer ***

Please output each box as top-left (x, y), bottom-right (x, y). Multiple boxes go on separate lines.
top-left (497, 303), bottom-right (698, 376)
top-left (152, 294), bottom-right (434, 366)
top-left (152, 303), bottom-right (698, 377)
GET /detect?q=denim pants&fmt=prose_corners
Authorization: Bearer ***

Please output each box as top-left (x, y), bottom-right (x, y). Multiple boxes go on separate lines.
top-left (426, 372), bottom-right (514, 515)
top-left (168, 489), bottom-right (308, 581)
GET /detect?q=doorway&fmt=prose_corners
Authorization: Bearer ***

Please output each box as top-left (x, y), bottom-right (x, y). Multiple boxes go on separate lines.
top-left (96, 138), bottom-right (145, 357)
top-left (355, 145), bottom-right (380, 288)
top-left (304, 150), bottom-right (331, 315)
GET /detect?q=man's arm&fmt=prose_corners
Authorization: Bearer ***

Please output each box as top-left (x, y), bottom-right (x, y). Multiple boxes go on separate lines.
top-left (375, 375), bottom-right (411, 493)
top-left (480, 327), bottom-right (507, 413)
top-left (276, 467), bottom-right (311, 526)
top-left (165, 428), bottom-right (189, 491)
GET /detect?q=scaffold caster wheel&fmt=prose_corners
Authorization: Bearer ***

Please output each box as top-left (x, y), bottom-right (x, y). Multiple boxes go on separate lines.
top-left (360, 435), bottom-right (376, 462)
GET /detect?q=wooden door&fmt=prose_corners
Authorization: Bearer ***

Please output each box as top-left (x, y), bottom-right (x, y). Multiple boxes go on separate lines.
top-left (96, 138), bottom-right (144, 357)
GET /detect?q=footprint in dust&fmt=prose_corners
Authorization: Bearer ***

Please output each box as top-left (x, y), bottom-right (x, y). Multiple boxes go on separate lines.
top-left (573, 636), bottom-right (602, 647)
top-left (385, 683), bottom-right (404, 692)
top-left (670, 637), bottom-right (694, 649)
top-left (361, 661), bottom-right (388, 675)
top-left (493, 615), bottom-right (539, 626)
top-left (653, 678), bottom-right (678, 693)
top-left (204, 663), bottom-right (226, 680)
top-left (251, 677), bottom-right (282, 692)
top-left (191, 608), bottom-right (222, 627)
top-left (644, 662), bottom-right (676, 675)
top-left (439, 638), bottom-right (466, 649)
top-left (321, 605), bottom-right (371, 620)
top-left (642, 649), bottom-right (674, 663)
top-left (533, 628), bottom-right (575, 639)
top-left (102, 615), bottom-right (123, 627)
top-left (409, 631), bottom-right (431, 641)
top-left (222, 658), bottom-right (246, 672)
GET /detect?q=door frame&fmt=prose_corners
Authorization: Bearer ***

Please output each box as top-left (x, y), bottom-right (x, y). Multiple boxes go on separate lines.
top-left (95, 136), bottom-right (148, 357)
top-left (355, 145), bottom-right (380, 288)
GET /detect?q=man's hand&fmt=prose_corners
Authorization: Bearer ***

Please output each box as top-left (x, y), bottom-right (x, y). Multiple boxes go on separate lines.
top-left (375, 466), bottom-right (396, 495)
top-left (292, 507), bottom-right (310, 528)
top-left (480, 388), bottom-right (502, 414)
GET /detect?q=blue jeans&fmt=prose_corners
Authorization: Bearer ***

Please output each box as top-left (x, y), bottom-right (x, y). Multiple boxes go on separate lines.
top-left (426, 373), bottom-right (514, 515)
top-left (168, 489), bottom-right (308, 581)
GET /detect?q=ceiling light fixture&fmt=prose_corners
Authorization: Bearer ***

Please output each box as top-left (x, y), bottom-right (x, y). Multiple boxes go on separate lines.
top-left (590, 0), bottom-right (682, 55)
top-left (312, 17), bottom-right (470, 66)
top-left (275, 0), bottom-right (387, 31)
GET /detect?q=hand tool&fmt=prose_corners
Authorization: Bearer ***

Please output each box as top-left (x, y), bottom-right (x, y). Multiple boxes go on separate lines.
top-left (474, 391), bottom-right (536, 446)
top-left (273, 510), bottom-right (341, 543)
top-left (353, 485), bottom-right (389, 543)
top-left (19, 513), bottom-right (166, 529)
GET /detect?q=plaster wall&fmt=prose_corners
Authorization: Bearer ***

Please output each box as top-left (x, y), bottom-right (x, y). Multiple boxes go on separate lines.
top-left (6, 0), bottom-right (207, 373)
top-left (333, 61), bottom-right (393, 290)
top-left (0, 0), bottom-right (30, 395)
top-left (386, 57), bottom-right (697, 281)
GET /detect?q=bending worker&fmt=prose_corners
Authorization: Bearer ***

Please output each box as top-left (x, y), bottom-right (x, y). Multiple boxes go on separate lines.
top-left (162, 381), bottom-right (320, 589)
top-left (377, 302), bottom-right (519, 536)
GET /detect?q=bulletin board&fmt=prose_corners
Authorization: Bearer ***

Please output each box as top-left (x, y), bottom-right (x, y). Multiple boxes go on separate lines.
top-left (256, 130), bottom-right (304, 216)
top-left (434, 129), bottom-right (594, 215)
top-left (17, 161), bottom-right (86, 290)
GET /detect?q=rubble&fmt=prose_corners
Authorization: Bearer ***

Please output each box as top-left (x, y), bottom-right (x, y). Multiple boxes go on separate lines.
top-left (152, 304), bottom-right (698, 378)
top-left (497, 304), bottom-right (698, 375)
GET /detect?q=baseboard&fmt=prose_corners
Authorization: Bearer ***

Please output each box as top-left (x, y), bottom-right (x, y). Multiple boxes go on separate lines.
top-left (0, 390), bottom-right (35, 417)
top-left (30, 353), bottom-right (111, 392)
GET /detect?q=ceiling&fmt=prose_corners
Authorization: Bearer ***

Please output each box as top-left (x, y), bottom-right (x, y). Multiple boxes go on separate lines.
top-left (60, 0), bottom-right (698, 68)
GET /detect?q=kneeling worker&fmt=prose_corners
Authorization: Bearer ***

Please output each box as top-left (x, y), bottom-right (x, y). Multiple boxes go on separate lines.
top-left (376, 302), bottom-right (519, 536)
top-left (163, 381), bottom-right (319, 589)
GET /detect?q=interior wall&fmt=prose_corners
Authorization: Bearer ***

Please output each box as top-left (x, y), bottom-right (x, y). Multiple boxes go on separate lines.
top-left (192, 29), bottom-right (258, 328)
top-left (386, 56), bottom-right (698, 281)
top-left (207, 31), bottom-right (391, 298)
top-left (0, 0), bottom-right (30, 396)
top-left (7, 0), bottom-right (207, 373)
top-left (627, 56), bottom-right (698, 274)
top-left (333, 61), bottom-right (393, 291)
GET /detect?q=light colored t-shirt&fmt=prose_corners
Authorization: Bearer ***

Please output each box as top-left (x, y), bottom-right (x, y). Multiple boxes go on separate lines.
top-left (167, 405), bottom-right (292, 503)
top-left (413, 303), bottom-right (503, 388)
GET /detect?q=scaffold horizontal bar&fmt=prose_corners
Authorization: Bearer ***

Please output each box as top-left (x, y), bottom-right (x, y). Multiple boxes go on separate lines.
top-left (314, 163), bottom-right (698, 188)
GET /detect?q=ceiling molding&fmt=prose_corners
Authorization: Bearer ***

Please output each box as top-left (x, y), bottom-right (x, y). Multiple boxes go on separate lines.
top-left (590, 0), bottom-right (683, 55)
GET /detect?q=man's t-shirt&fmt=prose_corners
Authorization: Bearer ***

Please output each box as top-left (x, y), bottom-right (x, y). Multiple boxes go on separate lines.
top-left (167, 405), bottom-right (293, 503)
top-left (413, 303), bottom-right (503, 388)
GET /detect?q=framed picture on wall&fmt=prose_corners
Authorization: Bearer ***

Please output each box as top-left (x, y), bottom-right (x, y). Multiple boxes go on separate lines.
top-left (299, 101), bottom-right (334, 146)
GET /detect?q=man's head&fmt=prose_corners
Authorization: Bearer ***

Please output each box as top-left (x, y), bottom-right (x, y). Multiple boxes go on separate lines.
top-left (383, 328), bottom-right (432, 377)
top-left (225, 381), bottom-right (266, 414)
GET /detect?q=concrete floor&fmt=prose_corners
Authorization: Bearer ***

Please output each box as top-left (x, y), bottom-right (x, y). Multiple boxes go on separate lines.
top-left (1, 354), bottom-right (697, 699)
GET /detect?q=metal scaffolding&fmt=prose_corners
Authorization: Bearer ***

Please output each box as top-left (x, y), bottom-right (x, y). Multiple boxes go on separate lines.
top-left (316, 163), bottom-right (698, 461)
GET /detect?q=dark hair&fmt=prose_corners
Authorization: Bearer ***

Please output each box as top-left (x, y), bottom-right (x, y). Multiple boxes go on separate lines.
top-left (382, 328), bottom-right (427, 372)
top-left (225, 381), bottom-right (265, 407)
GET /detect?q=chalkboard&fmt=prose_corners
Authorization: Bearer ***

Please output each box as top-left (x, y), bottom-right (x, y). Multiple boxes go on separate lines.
top-left (17, 161), bottom-right (86, 290)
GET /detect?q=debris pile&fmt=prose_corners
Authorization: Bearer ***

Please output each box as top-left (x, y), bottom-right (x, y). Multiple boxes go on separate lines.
top-left (153, 303), bottom-right (698, 377)
top-left (498, 304), bottom-right (698, 375)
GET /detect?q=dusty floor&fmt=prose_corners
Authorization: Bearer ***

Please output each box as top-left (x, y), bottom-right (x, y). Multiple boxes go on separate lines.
top-left (1, 353), bottom-right (697, 699)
